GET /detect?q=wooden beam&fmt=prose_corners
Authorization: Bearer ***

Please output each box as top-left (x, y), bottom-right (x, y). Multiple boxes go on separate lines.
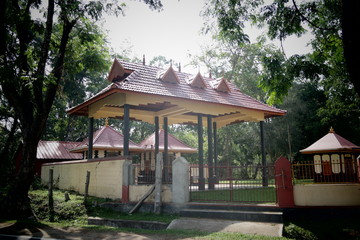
top-left (213, 112), bottom-right (245, 122)
top-left (156, 106), bottom-right (189, 117)
top-left (88, 93), bottom-right (125, 117)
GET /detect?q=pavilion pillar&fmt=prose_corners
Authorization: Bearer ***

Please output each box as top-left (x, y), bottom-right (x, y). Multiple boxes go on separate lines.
top-left (213, 122), bottom-right (218, 177)
top-left (88, 117), bottom-right (94, 159)
top-left (155, 116), bottom-right (159, 157)
top-left (198, 114), bottom-right (205, 190)
top-left (123, 104), bottom-right (130, 156)
top-left (207, 115), bottom-right (214, 189)
top-left (260, 120), bottom-right (268, 186)
top-left (163, 116), bottom-right (169, 182)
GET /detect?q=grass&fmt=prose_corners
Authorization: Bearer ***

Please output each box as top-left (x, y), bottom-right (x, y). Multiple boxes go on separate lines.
top-left (3, 189), bottom-right (359, 240)
top-left (190, 187), bottom-right (276, 203)
top-left (88, 204), bottom-right (178, 224)
top-left (0, 219), bottom-right (289, 240)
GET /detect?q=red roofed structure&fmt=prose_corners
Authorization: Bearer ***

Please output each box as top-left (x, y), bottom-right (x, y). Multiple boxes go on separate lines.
top-left (140, 130), bottom-right (197, 153)
top-left (300, 128), bottom-right (360, 183)
top-left (70, 125), bottom-right (143, 158)
top-left (300, 128), bottom-right (360, 154)
top-left (32, 141), bottom-right (83, 175)
top-left (66, 59), bottom-right (286, 188)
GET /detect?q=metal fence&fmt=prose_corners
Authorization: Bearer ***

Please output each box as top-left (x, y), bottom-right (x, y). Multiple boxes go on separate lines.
top-left (189, 164), bottom-right (277, 203)
top-left (292, 160), bottom-right (360, 184)
top-left (133, 163), bottom-right (172, 184)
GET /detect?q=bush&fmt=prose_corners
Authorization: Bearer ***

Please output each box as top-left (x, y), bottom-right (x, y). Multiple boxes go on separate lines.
top-left (284, 223), bottom-right (318, 240)
top-left (29, 190), bottom-right (87, 223)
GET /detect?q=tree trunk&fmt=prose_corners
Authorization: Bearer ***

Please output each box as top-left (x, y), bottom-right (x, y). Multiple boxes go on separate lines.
top-left (0, 138), bottom-right (38, 219)
top-left (342, 0), bottom-right (360, 97)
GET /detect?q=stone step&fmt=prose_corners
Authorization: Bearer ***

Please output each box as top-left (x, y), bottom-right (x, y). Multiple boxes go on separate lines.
top-left (180, 208), bottom-right (283, 223)
top-left (185, 202), bottom-right (281, 212)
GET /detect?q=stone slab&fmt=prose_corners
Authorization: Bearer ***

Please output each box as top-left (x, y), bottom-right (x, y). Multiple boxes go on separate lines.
top-left (167, 217), bottom-right (283, 237)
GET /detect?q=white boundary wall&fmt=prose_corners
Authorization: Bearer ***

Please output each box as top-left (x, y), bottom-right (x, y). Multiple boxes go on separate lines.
top-left (294, 184), bottom-right (360, 206)
top-left (41, 157), bottom-right (126, 200)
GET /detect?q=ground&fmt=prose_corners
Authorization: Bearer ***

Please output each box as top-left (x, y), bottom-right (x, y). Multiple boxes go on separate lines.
top-left (0, 221), bottom-right (196, 240)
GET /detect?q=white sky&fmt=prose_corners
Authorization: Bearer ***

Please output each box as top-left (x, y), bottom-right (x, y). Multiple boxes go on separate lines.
top-left (101, 0), bottom-right (313, 74)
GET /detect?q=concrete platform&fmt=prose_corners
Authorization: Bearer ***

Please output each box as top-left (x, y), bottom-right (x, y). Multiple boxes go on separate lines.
top-left (167, 217), bottom-right (283, 237)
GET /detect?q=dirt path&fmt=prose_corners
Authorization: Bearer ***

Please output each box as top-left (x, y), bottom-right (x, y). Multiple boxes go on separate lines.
top-left (0, 222), bottom-right (198, 240)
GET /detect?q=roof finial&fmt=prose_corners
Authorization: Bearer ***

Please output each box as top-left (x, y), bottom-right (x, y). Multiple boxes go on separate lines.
top-left (209, 71), bottom-right (212, 79)
top-left (329, 127), bottom-right (335, 133)
top-left (105, 118), bottom-right (109, 127)
top-left (178, 62), bottom-right (181, 72)
top-left (143, 54), bottom-right (145, 65)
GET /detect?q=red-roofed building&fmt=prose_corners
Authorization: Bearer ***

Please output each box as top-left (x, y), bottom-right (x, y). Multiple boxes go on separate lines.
top-left (300, 128), bottom-right (360, 182)
top-left (70, 125), bottom-right (143, 158)
top-left (66, 59), bottom-right (286, 189)
top-left (136, 130), bottom-right (197, 183)
top-left (32, 141), bottom-right (83, 175)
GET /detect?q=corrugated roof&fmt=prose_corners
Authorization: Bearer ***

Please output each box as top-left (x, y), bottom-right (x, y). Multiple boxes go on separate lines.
top-left (300, 128), bottom-right (360, 154)
top-left (68, 59), bottom-right (286, 118)
top-left (37, 141), bottom-right (83, 159)
top-left (71, 125), bottom-right (143, 152)
top-left (139, 129), bottom-right (197, 153)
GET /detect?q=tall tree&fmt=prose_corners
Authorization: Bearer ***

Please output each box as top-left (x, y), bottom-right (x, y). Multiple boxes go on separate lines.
top-left (0, 0), bottom-right (162, 219)
top-left (203, 0), bottom-right (360, 102)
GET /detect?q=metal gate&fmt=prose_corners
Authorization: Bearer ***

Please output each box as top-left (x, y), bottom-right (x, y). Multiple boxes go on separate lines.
top-left (189, 164), bottom-right (277, 203)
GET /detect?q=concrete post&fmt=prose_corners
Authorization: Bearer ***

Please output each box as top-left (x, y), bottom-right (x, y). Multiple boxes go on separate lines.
top-left (154, 152), bottom-right (163, 214)
top-left (122, 160), bottom-right (132, 203)
top-left (172, 156), bottom-right (190, 204)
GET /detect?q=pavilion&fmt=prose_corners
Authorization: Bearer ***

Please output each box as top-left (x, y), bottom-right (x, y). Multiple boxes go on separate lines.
top-left (67, 58), bottom-right (286, 189)
top-left (300, 128), bottom-right (360, 183)
top-left (70, 124), bottom-right (143, 158)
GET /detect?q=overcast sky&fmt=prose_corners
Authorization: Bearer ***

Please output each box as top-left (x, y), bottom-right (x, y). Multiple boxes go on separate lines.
top-left (101, 0), bottom-right (313, 74)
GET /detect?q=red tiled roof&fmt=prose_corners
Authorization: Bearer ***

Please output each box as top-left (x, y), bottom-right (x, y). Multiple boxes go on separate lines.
top-left (139, 129), bottom-right (197, 153)
top-left (71, 125), bottom-right (143, 152)
top-left (114, 60), bottom-right (284, 114)
top-left (68, 59), bottom-right (285, 118)
top-left (37, 141), bottom-right (83, 159)
top-left (300, 129), bottom-right (360, 153)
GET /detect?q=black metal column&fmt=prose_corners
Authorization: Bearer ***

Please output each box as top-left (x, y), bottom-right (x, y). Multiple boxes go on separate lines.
top-left (163, 117), bottom-right (169, 182)
top-left (207, 115), bottom-right (214, 189)
top-left (88, 117), bottom-right (94, 159)
top-left (260, 121), bottom-right (268, 186)
top-left (123, 104), bottom-right (130, 156)
top-left (213, 121), bottom-right (218, 177)
top-left (198, 114), bottom-right (205, 190)
top-left (155, 116), bottom-right (159, 157)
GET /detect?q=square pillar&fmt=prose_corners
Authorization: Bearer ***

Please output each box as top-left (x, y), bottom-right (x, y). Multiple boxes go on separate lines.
top-left (198, 114), bottom-right (205, 190)
top-left (88, 117), bottom-right (94, 159)
top-left (207, 115), bottom-right (214, 189)
top-left (123, 104), bottom-right (130, 156)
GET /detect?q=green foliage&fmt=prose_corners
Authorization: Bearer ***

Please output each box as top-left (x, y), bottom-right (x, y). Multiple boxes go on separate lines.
top-left (29, 190), bottom-right (87, 223)
top-left (284, 223), bottom-right (317, 240)
top-left (88, 206), bottom-right (178, 224)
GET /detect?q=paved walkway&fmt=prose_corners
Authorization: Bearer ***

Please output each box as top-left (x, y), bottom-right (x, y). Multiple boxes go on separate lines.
top-left (167, 218), bottom-right (283, 237)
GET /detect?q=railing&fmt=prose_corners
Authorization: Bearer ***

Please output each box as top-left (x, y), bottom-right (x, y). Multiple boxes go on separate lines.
top-left (292, 160), bottom-right (360, 184)
top-left (189, 164), bottom-right (277, 203)
top-left (133, 163), bottom-right (172, 184)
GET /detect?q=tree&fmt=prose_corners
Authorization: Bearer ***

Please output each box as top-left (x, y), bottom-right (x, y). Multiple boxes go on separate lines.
top-left (203, 0), bottom-right (360, 102)
top-left (0, 0), bottom-right (162, 219)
